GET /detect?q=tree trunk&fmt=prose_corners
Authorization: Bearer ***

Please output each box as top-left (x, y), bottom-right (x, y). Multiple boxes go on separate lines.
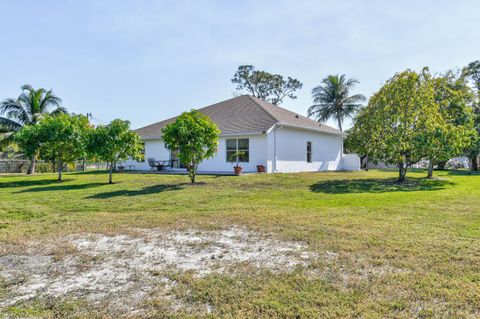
top-left (108, 164), bottom-right (113, 184)
top-left (337, 118), bottom-right (343, 132)
top-left (58, 161), bottom-right (63, 181)
top-left (189, 162), bottom-right (196, 183)
top-left (52, 160), bottom-right (56, 173)
top-left (360, 155), bottom-right (368, 172)
top-left (27, 156), bottom-right (36, 174)
top-left (427, 159), bottom-right (434, 179)
top-left (471, 155), bottom-right (478, 171)
top-left (398, 162), bottom-right (407, 182)
top-left (190, 172), bottom-right (195, 183)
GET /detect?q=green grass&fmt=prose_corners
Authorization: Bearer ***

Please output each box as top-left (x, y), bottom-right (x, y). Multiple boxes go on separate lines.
top-left (1, 169), bottom-right (480, 318)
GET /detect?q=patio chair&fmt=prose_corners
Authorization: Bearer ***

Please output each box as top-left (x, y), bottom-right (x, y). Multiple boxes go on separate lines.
top-left (147, 158), bottom-right (156, 172)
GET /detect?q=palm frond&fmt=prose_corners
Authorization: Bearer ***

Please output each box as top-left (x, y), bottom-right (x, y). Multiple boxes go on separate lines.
top-left (309, 74), bottom-right (365, 130)
top-left (0, 98), bottom-right (21, 115)
top-left (39, 89), bottom-right (62, 111)
top-left (0, 117), bottom-right (22, 132)
top-left (345, 78), bottom-right (360, 88)
top-left (5, 84), bottom-right (67, 125)
top-left (51, 106), bottom-right (68, 115)
top-left (343, 94), bottom-right (367, 104)
top-left (20, 84), bottom-right (35, 92)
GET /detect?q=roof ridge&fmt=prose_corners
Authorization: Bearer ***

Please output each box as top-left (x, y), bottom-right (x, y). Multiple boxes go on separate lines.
top-left (245, 95), bottom-right (279, 123)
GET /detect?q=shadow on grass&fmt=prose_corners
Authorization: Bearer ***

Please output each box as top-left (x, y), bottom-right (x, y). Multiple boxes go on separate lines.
top-left (70, 170), bottom-right (109, 175)
top-left (0, 178), bottom-right (73, 188)
top-left (445, 169), bottom-right (480, 176)
top-left (309, 178), bottom-right (454, 194)
top-left (87, 183), bottom-right (184, 199)
top-left (16, 182), bottom-right (105, 193)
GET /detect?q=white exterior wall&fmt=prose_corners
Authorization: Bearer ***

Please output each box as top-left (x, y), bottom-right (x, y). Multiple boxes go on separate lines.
top-left (270, 126), bottom-right (343, 173)
top-left (198, 134), bottom-right (267, 172)
top-left (125, 127), bottom-right (349, 173)
top-left (125, 135), bottom-right (268, 173)
top-left (341, 154), bottom-right (361, 171)
top-left (123, 139), bottom-right (170, 170)
top-left (266, 128), bottom-right (276, 173)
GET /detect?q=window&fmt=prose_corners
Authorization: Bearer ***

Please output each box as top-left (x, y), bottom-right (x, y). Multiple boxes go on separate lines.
top-left (226, 138), bottom-right (249, 163)
top-left (307, 141), bottom-right (312, 163)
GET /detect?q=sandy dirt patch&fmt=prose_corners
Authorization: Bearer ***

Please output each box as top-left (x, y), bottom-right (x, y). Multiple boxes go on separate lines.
top-left (0, 227), bottom-right (316, 311)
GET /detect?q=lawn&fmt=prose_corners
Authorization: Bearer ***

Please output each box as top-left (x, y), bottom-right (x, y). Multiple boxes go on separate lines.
top-left (0, 169), bottom-right (479, 318)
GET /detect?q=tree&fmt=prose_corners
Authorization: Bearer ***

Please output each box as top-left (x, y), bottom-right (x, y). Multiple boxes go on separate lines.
top-left (231, 65), bottom-right (303, 105)
top-left (162, 110), bottom-right (220, 183)
top-left (0, 84), bottom-right (66, 173)
top-left (14, 124), bottom-right (42, 171)
top-left (351, 70), bottom-right (442, 182)
top-left (463, 61), bottom-right (480, 93)
top-left (422, 71), bottom-right (476, 178)
top-left (462, 61), bottom-right (480, 171)
top-left (344, 117), bottom-right (371, 170)
top-left (87, 119), bottom-right (142, 184)
top-left (308, 74), bottom-right (366, 131)
top-left (36, 114), bottom-right (92, 181)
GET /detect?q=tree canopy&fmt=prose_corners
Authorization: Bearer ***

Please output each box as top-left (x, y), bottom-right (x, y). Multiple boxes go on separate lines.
top-left (463, 60), bottom-right (480, 94)
top-left (349, 70), bottom-right (443, 181)
top-left (37, 114), bottom-right (92, 181)
top-left (308, 74), bottom-right (366, 131)
top-left (0, 84), bottom-right (66, 173)
top-left (162, 110), bottom-right (220, 183)
top-left (87, 119), bottom-right (142, 184)
top-left (14, 124), bottom-right (42, 167)
top-left (462, 60), bottom-right (480, 170)
top-left (421, 71), bottom-right (476, 177)
top-left (15, 114), bottom-right (92, 180)
top-left (231, 65), bottom-right (303, 105)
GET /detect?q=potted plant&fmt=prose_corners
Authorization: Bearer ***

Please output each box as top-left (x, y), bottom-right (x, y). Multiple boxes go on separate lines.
top-left (228, 151), bottom-right (245, 175)
top-left (256, 164), bottom-right (266, 173)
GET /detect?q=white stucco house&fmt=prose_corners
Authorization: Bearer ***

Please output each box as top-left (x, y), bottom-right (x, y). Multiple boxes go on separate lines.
top-left (125, 95), bottom-right (360, 173)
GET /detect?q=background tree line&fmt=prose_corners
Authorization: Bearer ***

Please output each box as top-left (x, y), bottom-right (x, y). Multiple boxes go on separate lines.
top-left (1, 85), bottom-right (142, 183)
top-left (345, 62), bottom-right (480, 181)
top-left (2, 60), bottom-right (479, 184)
top-left (231, 62), bottom-right (480, 182)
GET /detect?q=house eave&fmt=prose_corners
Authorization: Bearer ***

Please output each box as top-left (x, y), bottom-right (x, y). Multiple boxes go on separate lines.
top-left (138, 131), bottom-right (266, 141)
top-left (275, 122), bottom-right (345, 136)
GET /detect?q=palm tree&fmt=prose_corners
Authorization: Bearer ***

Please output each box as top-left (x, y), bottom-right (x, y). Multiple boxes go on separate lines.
top-left (308, 75), bottom-right (366, 131)
top-left (0, 84), bottom-right (66, 174)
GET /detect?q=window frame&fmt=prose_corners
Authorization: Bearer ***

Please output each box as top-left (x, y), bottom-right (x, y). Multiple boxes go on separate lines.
top-left (226, 138), bottom-right (250, 163)
top-left (306, 141), bottom-right (312, 163)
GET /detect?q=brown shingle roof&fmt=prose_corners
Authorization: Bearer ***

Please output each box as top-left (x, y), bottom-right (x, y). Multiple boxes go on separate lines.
top-left (135, 95), bottom-right (342, 139)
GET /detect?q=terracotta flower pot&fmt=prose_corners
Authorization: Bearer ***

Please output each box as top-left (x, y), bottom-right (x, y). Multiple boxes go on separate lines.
top-left (256, 165), bottom-right (266, 173)
top-left (234, 166), bottom-right (243, 175)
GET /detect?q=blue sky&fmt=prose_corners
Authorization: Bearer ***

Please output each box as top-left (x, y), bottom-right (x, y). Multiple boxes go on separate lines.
top-left (0, 0), bottom-right (479, 129)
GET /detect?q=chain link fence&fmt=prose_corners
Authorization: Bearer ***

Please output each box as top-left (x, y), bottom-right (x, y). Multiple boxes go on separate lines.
top-left (0, 160), bottom-right (110, 174)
